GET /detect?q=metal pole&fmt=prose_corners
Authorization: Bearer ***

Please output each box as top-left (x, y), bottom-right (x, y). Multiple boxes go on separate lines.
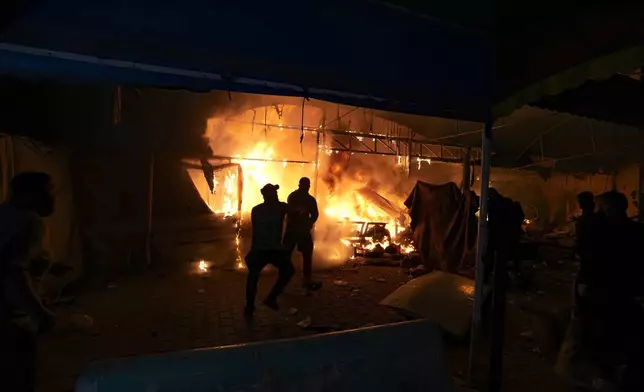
top-left (407, 131), bottom-right (413, 178)
top-left (145, 152), bottom-right (155, 268)
top-left (314, 130), bottom-right (321, 198)
top-left (462, 147), bottom-right (472, 192)
top-left (467, 116), bottom-right (493, 383)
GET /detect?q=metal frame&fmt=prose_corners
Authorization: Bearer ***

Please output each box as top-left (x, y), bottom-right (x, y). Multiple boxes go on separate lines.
top-left (224, 118), bottom-right (482, 164)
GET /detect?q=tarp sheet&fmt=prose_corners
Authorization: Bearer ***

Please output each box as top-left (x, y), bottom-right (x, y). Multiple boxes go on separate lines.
top-left (0, 134), bottom-right (82, 285)
top-left (0, 0), bottom-right (492, 121)
top-left (404, 181), bottom-right (476, 278)
top-left (76, 320), bottom-right (453, 392)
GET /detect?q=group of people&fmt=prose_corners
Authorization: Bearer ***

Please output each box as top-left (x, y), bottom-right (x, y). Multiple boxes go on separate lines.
top-left (244, 177), bottom-right (321, 318)
top-left (563, 190), bottom-right (644, 390)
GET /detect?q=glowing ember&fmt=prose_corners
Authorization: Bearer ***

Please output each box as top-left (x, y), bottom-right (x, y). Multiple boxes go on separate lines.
top-left (235, 232), bottom-right (245, 269)
top-left (398, 243), bottom-right (416, 254)
top-left (198, 260), bottom-right (208, 273)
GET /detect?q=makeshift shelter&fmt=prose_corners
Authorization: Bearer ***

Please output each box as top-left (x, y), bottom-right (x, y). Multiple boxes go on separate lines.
top-left (404, 181), bottom-right (477, 277)
top-left (3, 1), bottom-right (644, 389)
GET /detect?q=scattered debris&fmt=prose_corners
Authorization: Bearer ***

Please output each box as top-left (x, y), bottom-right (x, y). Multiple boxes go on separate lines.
top-left (374, 277), bottom-right (387, 283)
top-left (296, 316), bottom-right (312, 329)
top-left (288, 308), bottom-right (299, 316)
top-left (333, 280), bottom-right (350, 287)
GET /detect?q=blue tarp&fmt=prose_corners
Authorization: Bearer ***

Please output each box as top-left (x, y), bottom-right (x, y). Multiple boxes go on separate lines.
top-left (0, 0), bottom-right (493, 121)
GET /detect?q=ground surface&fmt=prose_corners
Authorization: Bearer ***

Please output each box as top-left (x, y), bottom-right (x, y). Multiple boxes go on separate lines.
top-left (37, 247), bottom-right (576, 392)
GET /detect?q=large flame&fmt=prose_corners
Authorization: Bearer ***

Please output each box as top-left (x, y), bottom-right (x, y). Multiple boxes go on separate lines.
top-left (190, 103), bottom-right (415, 265)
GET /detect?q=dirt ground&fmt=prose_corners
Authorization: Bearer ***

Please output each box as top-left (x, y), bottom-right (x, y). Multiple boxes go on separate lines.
top-left (36, 243), bottom-right (577, 392)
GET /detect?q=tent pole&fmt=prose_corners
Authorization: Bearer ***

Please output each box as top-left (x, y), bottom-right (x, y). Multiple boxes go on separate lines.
top-left (314, 130), bottom-right (320, 198)
top-left (145, 152), bottom-right (155, 268)
top-left (314, 115), bottom-right (324, 198)
top-left (407, 131), bottom-right (413, 178)
top-left (467, 116), bottom-right (493, 384)
top-left (462, 147), bottom-right (472, 192)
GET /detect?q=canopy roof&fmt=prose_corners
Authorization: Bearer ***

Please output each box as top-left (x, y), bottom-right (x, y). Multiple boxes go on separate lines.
top-left (2, 0), bottom-right (644, 122)
top-left (0, 0), bottom-right (491, 121)
top-left (212, 92), bottom-right (644, 174)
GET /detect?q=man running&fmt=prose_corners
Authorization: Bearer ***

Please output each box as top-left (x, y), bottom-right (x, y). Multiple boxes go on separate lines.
top-left (285, 177), bottom-right (321, 292)
top-left (244, 184), bottom-right (294, 318)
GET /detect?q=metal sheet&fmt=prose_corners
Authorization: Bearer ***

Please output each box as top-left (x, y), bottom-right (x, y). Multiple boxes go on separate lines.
top-left (381, 271), bottom-right (489, 337)
top-left (76, 320), bottom-right (454, 392)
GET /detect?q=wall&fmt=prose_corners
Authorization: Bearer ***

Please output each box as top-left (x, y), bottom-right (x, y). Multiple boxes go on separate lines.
top-left (615, 164), bottom-right (640, 218)
top-left (412, 161), bottom-right (638, 229)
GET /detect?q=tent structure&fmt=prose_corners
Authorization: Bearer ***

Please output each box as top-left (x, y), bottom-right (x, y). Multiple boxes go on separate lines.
top-left (2, 1), bottom-right (644, 389)
top-left (2, 0), bottom-right (644, 120)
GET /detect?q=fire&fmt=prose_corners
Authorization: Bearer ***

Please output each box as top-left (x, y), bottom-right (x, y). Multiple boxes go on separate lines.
top-left (362, 237), bottom-right (390, 252)
top-left (198, 260), bottom-right (208, 273)
top-left (217, 171), bottom-right (238, 216)
top-left (235, 233), bottom-right (245, 269)
top-left (399, 243), bottom-right (415, 254)
top-left (192, 104), bottom-right (418, 265)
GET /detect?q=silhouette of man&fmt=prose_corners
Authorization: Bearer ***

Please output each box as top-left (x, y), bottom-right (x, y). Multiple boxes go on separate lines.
top-left (244, 184), bottom-right (294, 318)
top-left (0, 172), bottom-right (56, 392)
top-left (285, 177), bottom-right (320, 292)
top-left (581, 191), bottom-right (644, 388)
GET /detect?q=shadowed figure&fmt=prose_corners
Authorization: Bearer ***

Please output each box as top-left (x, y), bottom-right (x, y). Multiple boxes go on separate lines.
top-left (284, 177), bottom-right (321, 292)
top-left (244, 184), bottom-right (294, 318)
top-left (582, 191), bottom-right (644, 390)
top-left (0, 172), bottom-right (56, 392)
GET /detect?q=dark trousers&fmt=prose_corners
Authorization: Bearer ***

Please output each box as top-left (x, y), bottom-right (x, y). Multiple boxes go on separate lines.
top-left (0, 319), bottom-right (37, 392)
top-left (284, 232), bottom-right (314, 284)
top-left (245, 250), bottom-right (294, 308)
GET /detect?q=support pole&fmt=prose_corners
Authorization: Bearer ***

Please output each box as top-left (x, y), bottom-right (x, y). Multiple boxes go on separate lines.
top-left (467, 116), bottom-right (493, 383)
top-left (145, 152), bottom-right (155, 268)
top-left (462, 147), bottom-right (472, 192)
top-left (314, 130), bottom-right (321, 198)
top-left (407, 131), bottom-right (413, 178)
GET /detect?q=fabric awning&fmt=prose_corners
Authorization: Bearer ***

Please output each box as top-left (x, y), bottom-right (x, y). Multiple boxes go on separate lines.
top-left (0, 0), bottom-right (492, 122)
top-left (2, 1), bottom-right (643, 122)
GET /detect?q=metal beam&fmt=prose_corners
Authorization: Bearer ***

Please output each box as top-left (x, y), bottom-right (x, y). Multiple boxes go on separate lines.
top-left (223, 118), bottom-right (481, 153)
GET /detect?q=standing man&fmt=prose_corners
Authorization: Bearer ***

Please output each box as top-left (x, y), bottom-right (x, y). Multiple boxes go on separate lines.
top-left (285, 177), bottom-right (321, 293)
top-left (244, 184), bottom-right (294, 318)
top-left (0, 172), bottom-right (56, 392)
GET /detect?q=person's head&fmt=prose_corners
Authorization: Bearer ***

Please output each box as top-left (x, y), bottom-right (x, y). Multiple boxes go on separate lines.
top-left (260, 183), bottom-right (279, 203)
top-left (577, 191), bottom-right (595, 213)
top-left (488, 188), bottom-right (500, 200)
top-left (298, 177), bottom-right (311, 193)
top-left (598, 191), bottom-right (628, 219)
top-left (8, 172), bottom-right (54, 217)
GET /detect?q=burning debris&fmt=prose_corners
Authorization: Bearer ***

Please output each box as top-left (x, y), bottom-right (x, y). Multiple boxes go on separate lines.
top-left (187, 102), bottom-right (420, 269)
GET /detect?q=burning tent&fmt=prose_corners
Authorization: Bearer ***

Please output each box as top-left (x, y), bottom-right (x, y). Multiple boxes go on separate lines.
top-left (404, 181), bottom-right (478, 278)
